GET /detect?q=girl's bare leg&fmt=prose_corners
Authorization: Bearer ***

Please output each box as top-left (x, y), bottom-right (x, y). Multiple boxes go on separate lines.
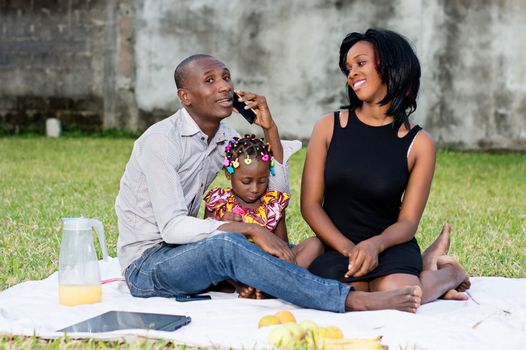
top-left (292, 236), bottom-right (324, 269)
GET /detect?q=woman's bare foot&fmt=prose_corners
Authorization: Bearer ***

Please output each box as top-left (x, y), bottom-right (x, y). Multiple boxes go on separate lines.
top-left (422, 223), bottom-right (452, 271)
top-left (345, 286), bottom-right (422, 313)
top-left (441, 289), bottom-right (468, 300)
top-left (436, 255), bottom-right (471, 300)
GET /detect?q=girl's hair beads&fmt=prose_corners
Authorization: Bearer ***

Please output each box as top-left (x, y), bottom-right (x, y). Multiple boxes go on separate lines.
top-left (223, 134), bottom-right (275, 175)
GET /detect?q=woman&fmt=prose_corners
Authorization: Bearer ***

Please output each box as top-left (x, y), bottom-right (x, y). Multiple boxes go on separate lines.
top-left (301, 28), bottom-right (469, 304)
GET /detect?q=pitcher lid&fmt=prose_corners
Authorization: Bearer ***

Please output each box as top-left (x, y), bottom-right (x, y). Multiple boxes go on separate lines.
top-left (63, 217), bottom-right (92, 230)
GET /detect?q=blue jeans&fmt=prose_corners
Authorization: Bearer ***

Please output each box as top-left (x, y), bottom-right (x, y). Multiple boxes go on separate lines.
top-left (125, 233), bottom-right (352, 313)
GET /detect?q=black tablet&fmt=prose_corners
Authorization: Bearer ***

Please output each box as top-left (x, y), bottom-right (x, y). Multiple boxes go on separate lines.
top-left (57, 311), bottom-right (191, 333)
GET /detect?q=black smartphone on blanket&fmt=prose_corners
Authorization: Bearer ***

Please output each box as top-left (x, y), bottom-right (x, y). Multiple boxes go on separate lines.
top-left (57, 311), bottom-right (191, 333)
top-left (233, 92), bottom-right (257, 124)
top-left (175, 294), bottom-right (212, 302)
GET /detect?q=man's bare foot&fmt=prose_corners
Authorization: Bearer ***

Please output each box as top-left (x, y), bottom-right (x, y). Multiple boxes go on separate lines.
top-left (436, 255), bottom-right (471, 300)
top-left (422, 223), bottom-right (452, 271)
top-left (345, 286), bottom-right (422, 313)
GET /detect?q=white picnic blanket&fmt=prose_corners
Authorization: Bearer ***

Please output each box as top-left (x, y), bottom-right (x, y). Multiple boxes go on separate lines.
top-left (0, 258), bottom-right (525, 349)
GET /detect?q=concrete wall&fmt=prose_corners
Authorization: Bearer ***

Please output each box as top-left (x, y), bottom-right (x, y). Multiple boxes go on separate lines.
top-left (0, 0), bottom-right (137, 133)
top-left (1, 0), bottom-right (526, 150)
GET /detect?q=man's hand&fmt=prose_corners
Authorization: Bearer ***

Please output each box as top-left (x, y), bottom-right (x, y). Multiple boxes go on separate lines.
top-left (250, 225), bottom-right (295, 263)
top-left (235, 90), bottom-right (276, 131)
top-left (344, 239), bottom-right (380, 278)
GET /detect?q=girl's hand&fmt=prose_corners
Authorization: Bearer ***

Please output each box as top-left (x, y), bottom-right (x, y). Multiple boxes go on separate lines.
top-left (345, 240), bottom-right (380, 278)
top-left (222, 212), bottom-right (243, 222)
top-left (234, 90), bottom-right (276, 131)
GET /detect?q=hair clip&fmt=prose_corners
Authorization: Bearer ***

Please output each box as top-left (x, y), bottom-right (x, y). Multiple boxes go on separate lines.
top-left (223, 158), bottom-right (230, 166)
top-left (261, 154), bottom-right (269, 162)
top-left (232, 159), bottom-right (239, 168)
top-left (244, 155), bottom-right (252, 165)
top-left (227, 166), bottom-right (234, 174)
top-left (270, 166), bottom-right (275, 176)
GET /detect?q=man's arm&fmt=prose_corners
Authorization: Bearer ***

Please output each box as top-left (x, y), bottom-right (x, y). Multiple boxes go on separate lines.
top-left (234, 90), bottom-right (301, 194)
top-left (139, 134), bottom-right (223, 244)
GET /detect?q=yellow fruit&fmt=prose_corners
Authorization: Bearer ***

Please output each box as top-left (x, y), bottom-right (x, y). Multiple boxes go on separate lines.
top-left (282, 323), bottom-right (306, 340)
top-left (318, 337), bottom-right (383, 350)
top-left (299, 320), bottom-right (319, 332)
top-left (274, 310), bottom-right (297, 324)
top-left (317, 327), bottom-right (329, 338)
top-left (258, 315), bottom-right (281, 328)
top-left (268, 326), bottom-right (295, 348)
top-left (325, 325), bottom-right (344, 339)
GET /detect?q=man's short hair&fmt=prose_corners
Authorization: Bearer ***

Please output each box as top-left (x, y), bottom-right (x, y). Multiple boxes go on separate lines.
top-left (174, 54), bottom-right (214, 89)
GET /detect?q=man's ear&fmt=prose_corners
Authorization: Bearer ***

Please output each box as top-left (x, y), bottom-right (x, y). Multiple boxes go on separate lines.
top-left (177, 88), bottom-right (191, 106)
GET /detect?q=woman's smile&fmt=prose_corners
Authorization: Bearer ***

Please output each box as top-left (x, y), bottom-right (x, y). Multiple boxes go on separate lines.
top-left (352, 79), bottom-right (366, 91)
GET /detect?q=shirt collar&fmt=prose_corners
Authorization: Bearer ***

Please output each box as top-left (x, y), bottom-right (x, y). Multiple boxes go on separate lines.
top-left (179, 108), bottom-right (202, 137)
top-left (180, 108), bottom-right (230, 145)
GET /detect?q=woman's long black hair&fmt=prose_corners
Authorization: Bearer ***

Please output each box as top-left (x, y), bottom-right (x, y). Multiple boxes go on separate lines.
top-left (339, 28), bottom-right (421, 129)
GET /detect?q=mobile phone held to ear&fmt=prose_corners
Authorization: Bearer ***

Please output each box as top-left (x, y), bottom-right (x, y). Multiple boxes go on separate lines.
top-left (232, 92), bottom-right (257, 124)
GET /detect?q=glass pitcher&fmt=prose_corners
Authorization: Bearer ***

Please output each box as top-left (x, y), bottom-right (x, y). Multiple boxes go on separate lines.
top-left (58, 217), bottom-right (109, 306)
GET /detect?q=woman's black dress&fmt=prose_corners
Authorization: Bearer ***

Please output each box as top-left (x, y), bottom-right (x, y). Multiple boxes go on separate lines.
top-left (308, 110), bottom-right (423, 283)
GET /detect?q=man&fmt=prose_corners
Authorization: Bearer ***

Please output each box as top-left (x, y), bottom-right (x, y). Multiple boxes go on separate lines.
top-left (116, 54), bottom-right (421, 313)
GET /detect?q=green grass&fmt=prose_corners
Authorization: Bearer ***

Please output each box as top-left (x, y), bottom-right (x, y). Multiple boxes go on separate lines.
top-left (1, 137), bottom-right (525, 348)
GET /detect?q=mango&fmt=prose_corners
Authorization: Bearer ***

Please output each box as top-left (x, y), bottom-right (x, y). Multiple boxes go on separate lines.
top-left (258, 315), bottom-right (281, 328)
top-left (274, 310), bottom-right (297, 324)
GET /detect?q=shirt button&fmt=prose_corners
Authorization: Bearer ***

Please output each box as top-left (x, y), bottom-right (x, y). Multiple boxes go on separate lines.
top-left (201, 137), bottom-right (205, 141)
top-left (200, 183), bottom-right (203, 187)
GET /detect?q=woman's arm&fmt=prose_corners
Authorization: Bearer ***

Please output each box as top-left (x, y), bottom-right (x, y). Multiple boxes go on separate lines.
top-left (346, 130), bottom-right (436, 277)
top-left (301, 113), bottom-right (355, 256)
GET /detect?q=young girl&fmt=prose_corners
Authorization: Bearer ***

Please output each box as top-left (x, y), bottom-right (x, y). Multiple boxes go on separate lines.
top-left (204, 134), bottom-right (323, 298)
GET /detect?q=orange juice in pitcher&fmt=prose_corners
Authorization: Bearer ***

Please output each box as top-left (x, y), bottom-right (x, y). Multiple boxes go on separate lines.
top-left (58, 284), bottom-right (102, 306)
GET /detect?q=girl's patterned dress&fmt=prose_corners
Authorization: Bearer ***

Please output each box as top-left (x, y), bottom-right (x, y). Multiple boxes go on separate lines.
top-left (204, 187), bottom-right (289, 231)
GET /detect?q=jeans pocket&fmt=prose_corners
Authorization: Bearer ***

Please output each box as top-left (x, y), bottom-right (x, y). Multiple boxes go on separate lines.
top-left (125, 243), bottom-right (165, 296)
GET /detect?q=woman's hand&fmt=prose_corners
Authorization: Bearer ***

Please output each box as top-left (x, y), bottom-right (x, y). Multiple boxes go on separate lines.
top-left (250, 224), bottom-right (295, 263)
top-left (345, 239), bottom-right (380, 278)
top-left (234, 90), bottom-right (276, 131)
